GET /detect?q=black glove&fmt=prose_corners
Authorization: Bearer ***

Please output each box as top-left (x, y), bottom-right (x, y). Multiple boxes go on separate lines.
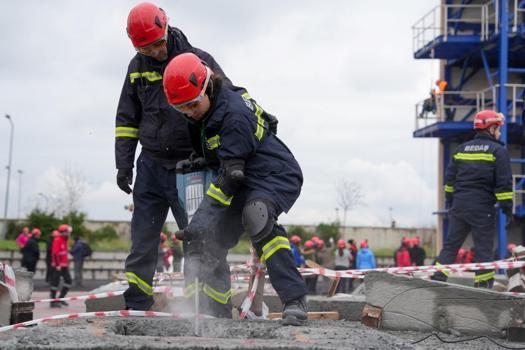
top-left (117, 168), bottom-right (133, 194)
top-left (175, 229), bottom-right (188, 241)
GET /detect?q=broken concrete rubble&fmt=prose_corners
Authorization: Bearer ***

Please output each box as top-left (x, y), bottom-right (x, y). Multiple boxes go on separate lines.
top-left (364, 271), bottom-right (525, 338)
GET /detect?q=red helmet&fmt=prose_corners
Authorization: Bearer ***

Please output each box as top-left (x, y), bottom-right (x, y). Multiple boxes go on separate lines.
top-left (31, 228), bottom-right (41, 237)
top-left (337, 239), bottom-right (346, 249)
top-left (163, 53), bottom-right (211, 106)
top-left (317, 240), bottom-right (325, 248)
top-left (290, 235), bottom-right (301, 244)
top-left (304, 240), bottom-right (314, 249)
top-left (58, 224), bottom-right (70, 233)
top-left (473, 110), bottom-right (505, 130)
top-left (360, 240), bottom-right (368, 249)
top-left (127, 2), bottom-right (168, 48)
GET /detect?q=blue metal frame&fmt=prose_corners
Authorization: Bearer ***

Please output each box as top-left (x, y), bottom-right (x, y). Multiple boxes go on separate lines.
top-left (496, 0), bottom-right (509, 261)
top-left (413, 1), bottom-right (525, 258)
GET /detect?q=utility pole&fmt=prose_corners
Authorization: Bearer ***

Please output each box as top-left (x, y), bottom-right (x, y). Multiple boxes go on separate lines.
top-left (2, 114), bottom-right (14, 239)
top-left (17, 169), bottom-right (23, 219)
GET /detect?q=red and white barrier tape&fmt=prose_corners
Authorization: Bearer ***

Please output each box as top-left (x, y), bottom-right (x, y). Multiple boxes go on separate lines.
top-left (0, 310), bottom-right (175, 333)
top-left (29, 286), bottom-right (173, 304)
top-left (239, 250), bottom-right (265, 320)
top-left (300, 260), bottom-right (525, 279)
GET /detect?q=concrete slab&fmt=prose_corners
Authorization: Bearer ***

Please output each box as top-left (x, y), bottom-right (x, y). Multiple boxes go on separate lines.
top-left (364, 271), bottom-right (525, 338)
top-left (0, 318), bottom-right (418, 349)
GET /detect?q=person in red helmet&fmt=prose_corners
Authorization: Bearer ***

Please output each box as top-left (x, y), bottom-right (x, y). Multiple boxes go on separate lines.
top-left (356, 240), bottom-right (376, 269)
top-left (394, 237), bottom-right (412, 267)
top-left (45, 230), bottom-right (60, 284)
top-left (433, 110), bottom-right (512, 289)
top-left (118, 2), bottom-right (277, 311)
top-left (409, 236), bottom-right (426, 266)
top-left (164, 53), bottom-right (307, 325)
top-left (21, 228), bottom-right (41, 273)
top-left (334, 239), bottom-right (352, 293)
top-left (290, 235), bottom-right (304, 268)
top-left (49, 225), bottom-right (72, 308)
top-left (16, 226), bottom-right (30, 249)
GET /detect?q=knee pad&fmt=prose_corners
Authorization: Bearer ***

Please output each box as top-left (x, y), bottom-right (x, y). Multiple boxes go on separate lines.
top-left (242, 200), bottom-right (274, 243)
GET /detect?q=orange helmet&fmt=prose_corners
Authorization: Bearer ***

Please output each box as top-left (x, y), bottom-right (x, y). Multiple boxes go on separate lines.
top-left (337, 239), bottom-right (346, 248)
top-left (290, 235), bottom-right (301, 244)
top-left (127, 2), bottom-right (168, 48)
top-left (304, 240), bottom-right (314, 249)
top-left (473, 110), bottom-right (505, 130)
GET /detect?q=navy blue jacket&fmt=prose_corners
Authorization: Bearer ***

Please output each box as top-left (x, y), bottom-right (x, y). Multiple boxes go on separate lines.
top-left (200, 84), bottom-right (303, 213)
top-left (115, 27), bottom-right (231, 169)
top-left (445, 133), bottom-right (513, 209)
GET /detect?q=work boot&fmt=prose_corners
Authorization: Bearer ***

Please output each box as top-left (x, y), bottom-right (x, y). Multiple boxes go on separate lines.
top-left (50, 301), bottom-right (61, 308)
top-left (282, 296), bottom-right (307, 326)
top-left (60, 301), bottom-right (69, 307)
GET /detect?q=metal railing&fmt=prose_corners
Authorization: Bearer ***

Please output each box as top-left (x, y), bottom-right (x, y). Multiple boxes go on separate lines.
top-left (415, 84), bottom-right (525, 128)
top-left (513, 0), bottom-right (525, 32)
top-left (513, 175), bottom-right (525, 214)
top-left (412, 2), bottom-right (498, 54)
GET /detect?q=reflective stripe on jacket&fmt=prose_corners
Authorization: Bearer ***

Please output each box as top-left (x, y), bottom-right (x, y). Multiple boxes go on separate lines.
top-left (444, 133), bottom-right (513, 209)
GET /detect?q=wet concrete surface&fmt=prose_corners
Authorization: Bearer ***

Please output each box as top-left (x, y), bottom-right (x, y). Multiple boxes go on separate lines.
top-left (2, 317), bottom-right (525, 349)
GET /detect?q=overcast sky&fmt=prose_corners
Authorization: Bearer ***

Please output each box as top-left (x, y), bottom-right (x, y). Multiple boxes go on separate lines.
top-left (0, 0), bottom-right (441, 228)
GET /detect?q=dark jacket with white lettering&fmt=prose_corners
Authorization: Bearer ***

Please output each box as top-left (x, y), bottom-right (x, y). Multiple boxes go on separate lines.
top-left (445, 133), bottom-right (513, 209)
top-left (115, 27), bottom-right (232, 169)
top-left (199, 83), bottom-right (303, 213)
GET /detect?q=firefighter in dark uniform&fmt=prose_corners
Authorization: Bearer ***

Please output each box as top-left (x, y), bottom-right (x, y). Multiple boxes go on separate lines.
top-left (163, 53), bottom-right (308, 326)
top-left (432, 110), bottom-right (513, 288)
top-left (117, 3), bottom-right (277, 310)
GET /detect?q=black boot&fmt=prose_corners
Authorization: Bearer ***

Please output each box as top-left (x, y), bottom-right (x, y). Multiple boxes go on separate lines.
top-left (282, 295), bottom-right (308, 326)
top-left (49, 290), bottom-right (61, 308)
top-left (59, 287), bottom-right (70, 306)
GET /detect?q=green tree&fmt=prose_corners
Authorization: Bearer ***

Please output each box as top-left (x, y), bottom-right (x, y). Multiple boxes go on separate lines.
top-left (315, 222), bottom-right (340, 243)
top-left (287, 225), bottom-right (312, 241)
top-left (26, 209), bottom-right (61, 240)
top-left (90, 225), bottom-right (118, 242)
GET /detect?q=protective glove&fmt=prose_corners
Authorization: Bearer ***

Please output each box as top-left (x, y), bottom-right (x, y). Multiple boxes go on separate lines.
top-left (117, 168), bottom-right (133, 194)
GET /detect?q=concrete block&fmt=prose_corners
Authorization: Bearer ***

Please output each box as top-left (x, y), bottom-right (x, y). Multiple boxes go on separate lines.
top-left (307, 295), bottom-right (365, 321)
top-left (0, 283), bottom-right (12, 326)
top-left (10, 301), bottom-right (34, 324)
top-left (364, 271), bottom-right (525, 338)
top-left (13, 268), bottom-right (33, 302)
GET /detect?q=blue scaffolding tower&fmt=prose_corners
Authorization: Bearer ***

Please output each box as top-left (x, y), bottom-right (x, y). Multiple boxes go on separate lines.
top-left (412, 0), bottom-right (525, 259)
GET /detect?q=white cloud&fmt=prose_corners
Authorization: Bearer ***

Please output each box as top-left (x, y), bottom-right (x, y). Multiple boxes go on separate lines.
top-left (0, 0), bottom-right (441, 228)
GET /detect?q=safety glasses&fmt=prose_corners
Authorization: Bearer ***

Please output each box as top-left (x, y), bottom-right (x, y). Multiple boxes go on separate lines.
top-left (170, 67), bottom-right (211, 113)
top-left (136, 34), bottom-right (168, 54)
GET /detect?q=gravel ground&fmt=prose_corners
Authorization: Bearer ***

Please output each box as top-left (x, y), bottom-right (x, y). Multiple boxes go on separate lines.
top-left (2, 318), bottom-right (525, 350)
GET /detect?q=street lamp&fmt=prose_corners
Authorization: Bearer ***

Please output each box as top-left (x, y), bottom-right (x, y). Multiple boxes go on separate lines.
top-left (2, 114), bottom-right (14, 239)
top-left (17, 169), bottom-right (23, 219)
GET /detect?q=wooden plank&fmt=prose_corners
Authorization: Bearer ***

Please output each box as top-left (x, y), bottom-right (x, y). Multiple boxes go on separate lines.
top-left (267, 311), bottom-right (339, 320)
top-left (327, 277), bottom-right (340, 297)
